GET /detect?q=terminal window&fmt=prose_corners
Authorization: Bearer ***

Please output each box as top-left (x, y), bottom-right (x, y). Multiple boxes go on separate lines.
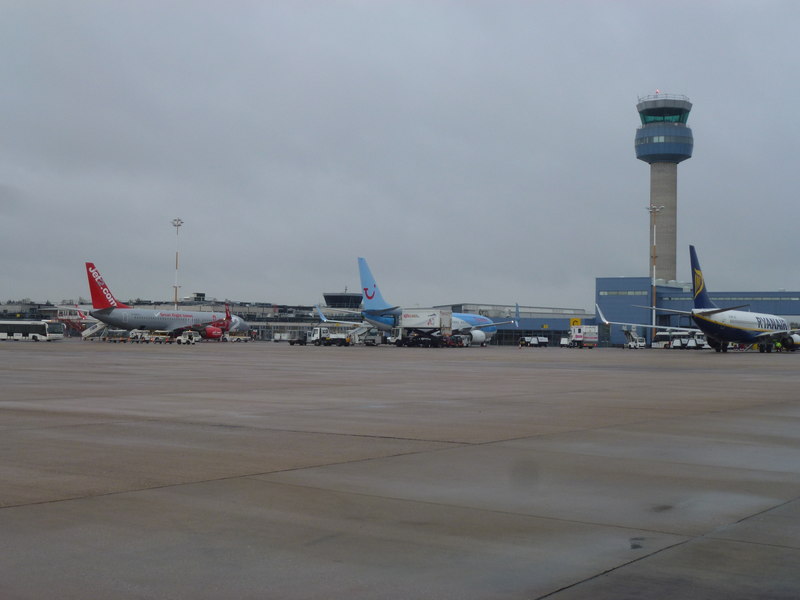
top-left (598, 291), bottom-right (648, 296)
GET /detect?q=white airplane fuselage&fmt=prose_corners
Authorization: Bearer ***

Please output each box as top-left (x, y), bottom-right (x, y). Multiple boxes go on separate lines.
top-left (691, 308), bottom-right (792, 345)
top-left (90, 307), bottom-right (247, 333)
top-left (364, 311), bottom-right (499, 343)
top-left (84, 262), bottom-right (247, 339)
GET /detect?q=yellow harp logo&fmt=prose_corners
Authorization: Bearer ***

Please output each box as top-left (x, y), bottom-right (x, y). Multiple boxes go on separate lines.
top-left (693, 268), bottom-right (705, 299)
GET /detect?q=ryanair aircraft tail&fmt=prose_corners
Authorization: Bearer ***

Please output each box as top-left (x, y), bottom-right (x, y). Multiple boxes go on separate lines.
top-left (357, 257), bottom-right (398, 315)
top-left (689, 245), bottom-right (716, 310)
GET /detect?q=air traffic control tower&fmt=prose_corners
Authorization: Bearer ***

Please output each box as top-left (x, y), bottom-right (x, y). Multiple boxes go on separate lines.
top-left (635, 93), bottom-right (693, 281)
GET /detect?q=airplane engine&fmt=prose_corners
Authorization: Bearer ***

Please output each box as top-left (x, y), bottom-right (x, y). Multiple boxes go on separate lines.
top-left (782, 334), bottom-right (800, 351)
top-left (203, 326), bottom-right (224, 340)
top-left (469, 330), bottom-right (487, 345)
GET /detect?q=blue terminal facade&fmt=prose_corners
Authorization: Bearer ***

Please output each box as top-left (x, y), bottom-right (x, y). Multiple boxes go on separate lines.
top-left (596, 277), bottom-right (800, 346)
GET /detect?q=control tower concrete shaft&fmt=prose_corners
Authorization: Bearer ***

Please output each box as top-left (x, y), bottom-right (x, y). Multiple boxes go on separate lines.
top-left (635, 94), bottom-right (693, 281)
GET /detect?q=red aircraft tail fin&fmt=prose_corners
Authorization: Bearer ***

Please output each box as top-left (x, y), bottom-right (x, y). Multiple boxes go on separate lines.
top-left (85, 262), bottom-right (130, 309)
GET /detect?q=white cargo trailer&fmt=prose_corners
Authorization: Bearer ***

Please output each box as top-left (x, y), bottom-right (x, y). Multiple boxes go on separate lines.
top-left (392, 309), bottom-right (453, 347)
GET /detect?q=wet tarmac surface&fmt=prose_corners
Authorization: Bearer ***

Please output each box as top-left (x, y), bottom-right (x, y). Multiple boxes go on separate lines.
top-left (2, 341), bottom-right (800, 598)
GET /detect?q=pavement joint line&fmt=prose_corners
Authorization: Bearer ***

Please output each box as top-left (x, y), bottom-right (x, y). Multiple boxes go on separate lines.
top-left (532, 538), bottom-right (693, 599)
top-left (239, 476), bottom-right (694, 537)
top-left (701, 494), bottom-right (800, 544)
top-left (0, 444), bottom-right (474, 511)
top-left (7, 411), bottom-right (800, 482)
top-left (530, 495), bottom-right (800, 598)
top-left (144, 419), bottom-right (484, 444)
top-left (703, 536), bottom-right (800, 552)
top-left (6, 458), bottom-right (692, 543)
top-left (3, 413), bottom-right (583, 445)
top-left (0, 419), bottom-right (148, 432)
top-left (533, 496), bottom-right (800, 599)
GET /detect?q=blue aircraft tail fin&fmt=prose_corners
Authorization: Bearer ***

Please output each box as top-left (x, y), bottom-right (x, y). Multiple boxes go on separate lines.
top-left (689, 245), bottom-right (717, 310)
top-left (358, 257), bottom-right (395, 314)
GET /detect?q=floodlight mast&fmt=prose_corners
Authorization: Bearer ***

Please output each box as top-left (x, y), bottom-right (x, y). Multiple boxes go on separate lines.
top-left (646, 204), bottom-right (664, 340)
top-left (171, 218), bottom-right (184, 309)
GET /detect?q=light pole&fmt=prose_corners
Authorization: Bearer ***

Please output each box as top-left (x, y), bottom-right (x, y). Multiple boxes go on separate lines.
top-left (171, 218), bottom-right (184, 309)
top-left (646, 205), bottom-right (664, 343)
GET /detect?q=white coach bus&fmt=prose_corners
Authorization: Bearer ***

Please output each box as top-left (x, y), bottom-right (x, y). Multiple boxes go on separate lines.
top-left (0, 320), bottom-right (66, 341)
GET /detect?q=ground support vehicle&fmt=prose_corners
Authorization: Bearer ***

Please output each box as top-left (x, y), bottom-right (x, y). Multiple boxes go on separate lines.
top-left (102, 329), bottom-right (130, 343)
top-left (626, 337), bottom-right (646, 349)
top-left (363, 329), bottom-right (384, 346)
top-left (651, 331), bottom-right (711, 350)
top-left (291, 327), bottom-right (351, 346)
top-left (442, 334), bottom-right (468, 347)
top-left (393, 334), bottom-right (444, 348)
top-left (621, 327), bottom-right (646, 349)
top-left (224, 332), bottom-right (251, 342)
top-left (128, 330), bottom-right (150, 343)
top-left (391, 309), bottom-right (453, 347)
top-left (568, 325), bottom-right (598, 348)
top-left (518, 336), bottom-right (548, 347)
top-left (127, 330), bottom-right (171, 343)
top-left (81, 321), bottom-right (107, 339)
top-left (177, 331), bottom-right (201, 345)
top-left (147, 331), bottom-right (172, 344)
top-left (0, 320), bottom-right (66, 342)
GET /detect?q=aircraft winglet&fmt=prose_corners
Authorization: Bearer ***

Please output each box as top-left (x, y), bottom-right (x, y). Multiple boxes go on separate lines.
top-left (595, 304), bottom-right (609, 325)
top-left (315, 305), bottom-right (329, 322)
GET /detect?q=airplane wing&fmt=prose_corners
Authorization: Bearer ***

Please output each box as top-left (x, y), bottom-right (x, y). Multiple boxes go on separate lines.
top-left (596, 304), bottom-right (701, 334)
top-left (315, 305), bottom-right (366, 327)
top-left (455, 304), bottom-right (519, 333)
top-left (319, 306), bottom-right (363, 317)
top-left (753, 328), bottom-right (800, 340)
top-left (459, 318), bottom-right (517, 331)
top-left (631, 304), bottom-right (750, 317)
top-left (631, 305), bottom-right (692, 316)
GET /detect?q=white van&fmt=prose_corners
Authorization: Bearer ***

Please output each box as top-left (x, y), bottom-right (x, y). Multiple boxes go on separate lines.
top-left (177, 331), bottom-right (201, 345)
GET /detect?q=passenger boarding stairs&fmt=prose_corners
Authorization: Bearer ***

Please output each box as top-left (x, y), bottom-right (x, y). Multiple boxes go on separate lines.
top-left (621, 326), bottom-right (644, 349)
top-left (347, 324), bottom-right (372, 344)
top-left (81, 321), bottom-right (108, 339)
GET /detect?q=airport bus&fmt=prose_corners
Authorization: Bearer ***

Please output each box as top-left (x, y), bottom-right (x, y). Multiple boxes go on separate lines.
top-left (651, 330), bottom-right (709, 349)
top-left (0, 320), bottom-right (66, 341)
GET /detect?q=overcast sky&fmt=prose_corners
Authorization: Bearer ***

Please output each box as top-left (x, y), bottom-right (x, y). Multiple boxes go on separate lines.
top-left (2, 1), bottom-right (799, 309)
